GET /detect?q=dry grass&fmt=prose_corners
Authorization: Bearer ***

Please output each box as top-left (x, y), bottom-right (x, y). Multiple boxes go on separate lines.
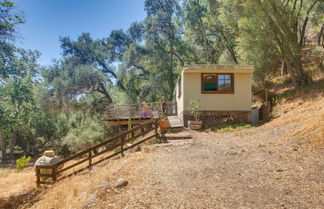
top-left (1, 87), bottom-right (323, 209)
top-left (0, 168), bottom-right (35, 198)
top-left (269, 87), bottom-right (324, 149)
top-left (28, 152), bottom-right (145, 209)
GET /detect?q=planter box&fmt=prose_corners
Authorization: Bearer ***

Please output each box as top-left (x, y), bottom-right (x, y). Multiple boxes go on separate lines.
top-left (188, 121), bottom-right (203, 130)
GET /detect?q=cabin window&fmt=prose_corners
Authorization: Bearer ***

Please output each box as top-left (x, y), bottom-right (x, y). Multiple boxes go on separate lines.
top-left (201, 73), bottom-right (234, 93)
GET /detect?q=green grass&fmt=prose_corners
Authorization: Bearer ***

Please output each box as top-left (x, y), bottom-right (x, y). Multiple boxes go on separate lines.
top-left (210, 123), bottom-right (252, 133)
top-left (0, 173), bottom-right (9, 178)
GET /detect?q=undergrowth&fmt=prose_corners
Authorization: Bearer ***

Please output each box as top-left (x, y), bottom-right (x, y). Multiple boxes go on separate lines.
top-left (210, 124), bottom-right (252, 133)
top-left (0, 173), bottom-right (9, 178)
top-left (272, 78), bottom-right (324, 104)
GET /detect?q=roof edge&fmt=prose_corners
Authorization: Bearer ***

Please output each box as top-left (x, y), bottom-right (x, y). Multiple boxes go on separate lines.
top-left (183, 64), bottom-right (254, 72)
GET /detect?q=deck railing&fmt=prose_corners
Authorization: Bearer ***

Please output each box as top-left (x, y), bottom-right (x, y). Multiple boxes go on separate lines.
top-left (106, 101), bottom-right (177, 120)
top-left (35, 119), bottom-right (159, 187)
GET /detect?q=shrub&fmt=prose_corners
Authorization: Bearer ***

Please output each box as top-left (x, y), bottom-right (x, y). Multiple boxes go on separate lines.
top-left (62, 113), bottom-right (105, 152)
top-left (187, 100), bottom-right (200, 121)
top-left (146, 137), bottom-right (163, 144)
top-left (16, 155), bottom-right (31, 170)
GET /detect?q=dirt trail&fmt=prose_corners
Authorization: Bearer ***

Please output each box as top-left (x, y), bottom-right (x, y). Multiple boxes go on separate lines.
top-left (91, 127), bottom-right (323, 209)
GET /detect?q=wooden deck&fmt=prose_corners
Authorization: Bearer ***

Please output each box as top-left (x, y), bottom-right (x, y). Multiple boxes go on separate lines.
top-left (105, 101), bottom-right (177, 126)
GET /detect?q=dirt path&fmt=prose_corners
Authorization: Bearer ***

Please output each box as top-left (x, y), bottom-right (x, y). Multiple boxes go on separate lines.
top-left (92, 127), bottom-right (323, 209)
top-left (22, 94), bottom-right (323, 209)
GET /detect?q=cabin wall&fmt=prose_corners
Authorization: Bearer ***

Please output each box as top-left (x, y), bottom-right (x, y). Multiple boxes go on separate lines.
top-left (183, 72), bottom-right (252, 111)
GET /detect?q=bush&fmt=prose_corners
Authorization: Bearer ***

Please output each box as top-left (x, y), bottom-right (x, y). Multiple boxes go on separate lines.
top-left (61, 113), bottom-right (105, 152)
top-left (16, 155), bottom-right (31, 170)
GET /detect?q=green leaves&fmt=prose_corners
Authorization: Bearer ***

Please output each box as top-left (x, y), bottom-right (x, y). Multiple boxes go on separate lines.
top-left (16, 155), bottom-right (31, 170)
top-left (0, 0), bottom-right (24, 42)
top-left (61, 112), bottom-right (105, 152)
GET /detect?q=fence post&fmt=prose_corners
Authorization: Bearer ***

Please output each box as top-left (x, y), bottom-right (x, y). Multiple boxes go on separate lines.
top-left (154, 120), bottom-right (159, 138)
top-left (141, 126), bottom-right (145, 136)
top-left (36, 167), bottom-right (41, 188)
top-left (120, 136), bottom-right (124, 157)
top-left (89, 150), bottom-right (92, 170)
top-left (131, 124), bottom-right (135, 138)
top-left (52, 166), bottom-right (57, 183)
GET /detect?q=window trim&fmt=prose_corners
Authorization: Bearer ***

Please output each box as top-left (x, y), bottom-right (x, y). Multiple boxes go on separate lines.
top-left (177, 76), bottom-right (181, 99)
top-left (201, 73), bottom-right (234, 94)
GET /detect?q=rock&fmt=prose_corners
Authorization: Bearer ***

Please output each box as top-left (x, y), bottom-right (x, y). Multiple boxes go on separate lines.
top-left (112, 166), bottom-right (122, 175)
top-left (82, 194), bottom-right (97, 209)
top-left (143, 147), bottom-right (150, 153)
top-left (115, 178), bottom-right (128, 188)
top-left (97, 180), bottom-right (109, 189)
top-left (132, 145), bottom-right (141, 152)
top-left (143, 146), bottom-right (157, 153)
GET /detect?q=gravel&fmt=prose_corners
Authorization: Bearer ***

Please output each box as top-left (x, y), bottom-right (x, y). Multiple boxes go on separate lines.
top-left (91, 125), bottom-right (323, 209)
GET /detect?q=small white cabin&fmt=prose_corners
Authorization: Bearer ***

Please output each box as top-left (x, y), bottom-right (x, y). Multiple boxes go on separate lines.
top-left (174, 64), bottom-right (254, 127)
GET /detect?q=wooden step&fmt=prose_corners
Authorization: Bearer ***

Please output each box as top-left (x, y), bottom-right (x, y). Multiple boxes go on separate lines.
top-left (168, 126), bottom-right (185, 133)
top-left (167, 115), bottom-right (184, 133)
top-left (164, 131), bottom-right (192, 140)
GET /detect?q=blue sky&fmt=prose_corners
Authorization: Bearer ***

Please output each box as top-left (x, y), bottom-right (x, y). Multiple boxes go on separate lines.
top-left (14, 0), bottom-right (146, 66)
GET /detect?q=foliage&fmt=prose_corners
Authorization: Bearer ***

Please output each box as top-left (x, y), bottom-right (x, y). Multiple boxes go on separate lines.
top-left (16, 155), bottom-right (31, 170)
top-left (0, 0), bottom-right (323, 162)
top-left (211, 123), bottom-right (252, 133)
top-left (146, 137), bottom-right (163, 145)
top-left (237, 0), bottom-right (323, 87)
top-left (61, 112), bottom-right (106, 152)
top-left (183, 0), bottom-right (238, 64)
top-left (0, 0), bottom-right (24, 42)
top-left (187, 100), bottom-right (200, 121)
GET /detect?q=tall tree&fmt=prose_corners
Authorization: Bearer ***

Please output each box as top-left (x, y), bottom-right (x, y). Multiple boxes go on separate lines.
top-left (238, 0), bottom-right (322, 87)
top-left (144, 0), bottom-right (184, 100)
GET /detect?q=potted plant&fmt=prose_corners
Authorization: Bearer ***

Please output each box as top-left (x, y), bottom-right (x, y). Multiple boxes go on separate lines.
top-left (159, 109), bottom-right (169, 133)
top-left (187, 100), bottom-right (202, 130)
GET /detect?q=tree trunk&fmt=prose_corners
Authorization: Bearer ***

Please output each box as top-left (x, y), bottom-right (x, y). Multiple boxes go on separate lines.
top-left (318, 24), bottom-right (324, 47)
top-left (169, 42), bottom-right (175, 101)
top-left (0, 131), bottom-right (6, 159)
top-left (280, 60), bottom-right (287, 75)
top-left (293, 54), bottom-right (313, 86)
top-left (285, 56), bottom-right (312, 88)
top-left (220, 30), bottom-right (238, 64)
top-left (285, 59), bottom-right (298, 88)
top-left (10, 130), bottom-right (17, 157)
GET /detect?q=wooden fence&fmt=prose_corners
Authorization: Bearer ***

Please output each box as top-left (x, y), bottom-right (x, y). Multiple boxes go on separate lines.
top-left (35, 119), bottom-right (159, 187)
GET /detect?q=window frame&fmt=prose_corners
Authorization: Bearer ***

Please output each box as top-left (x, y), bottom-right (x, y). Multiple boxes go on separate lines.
top-left (201, 73), bottom-right (234, 94)
top-left (177, 76), bottom-right (181, 99)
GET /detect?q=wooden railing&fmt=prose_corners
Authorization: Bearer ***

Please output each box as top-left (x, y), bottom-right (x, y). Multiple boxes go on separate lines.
top-left (106, 101), bottom-right (177, 120)
top-left (35, 119), bottom-right (159, 187)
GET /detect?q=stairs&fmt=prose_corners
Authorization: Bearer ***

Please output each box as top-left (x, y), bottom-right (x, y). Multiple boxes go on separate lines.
top-left (164, 116), bottom-right (192, 140)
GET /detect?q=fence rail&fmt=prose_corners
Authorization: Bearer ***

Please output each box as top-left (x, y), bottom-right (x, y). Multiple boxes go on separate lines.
top-left (106, 101), bottom-right (177, 120)
top-left (35, 119), bottom-right (159, 187)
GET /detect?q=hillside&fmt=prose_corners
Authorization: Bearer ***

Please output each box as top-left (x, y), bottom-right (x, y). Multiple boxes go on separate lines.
top-left (0, 81), bottom-right (323, 209)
